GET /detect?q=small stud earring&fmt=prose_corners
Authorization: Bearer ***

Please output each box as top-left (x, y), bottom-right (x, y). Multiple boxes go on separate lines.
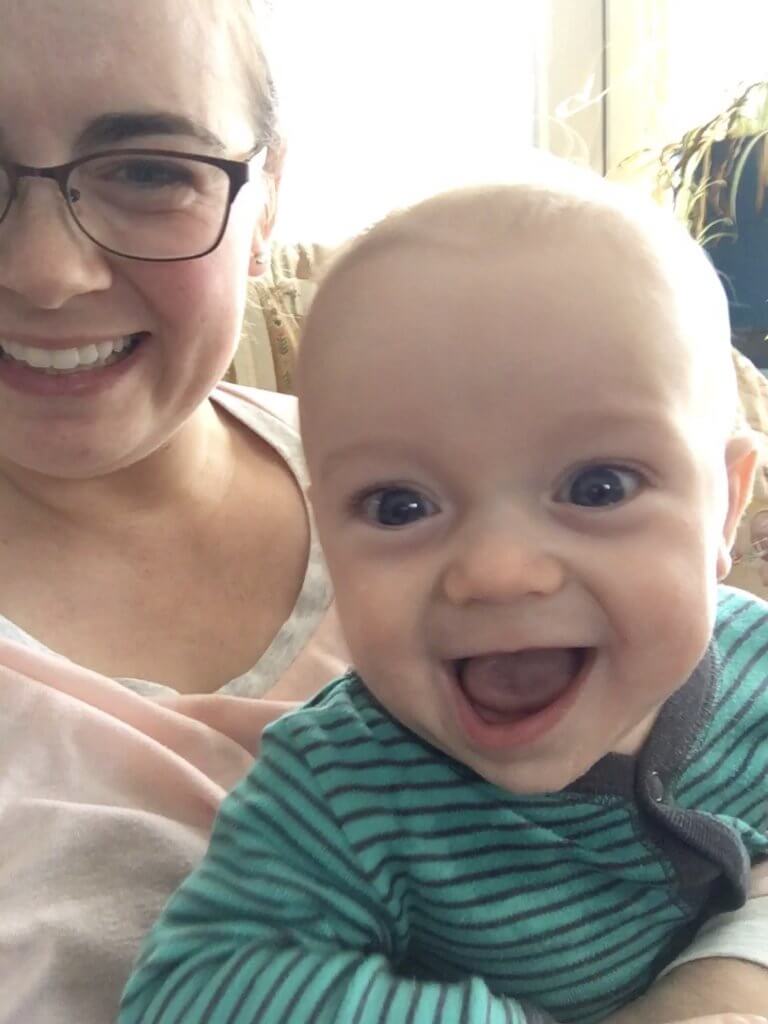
top-left (252, 244), bottom-right (271, 267)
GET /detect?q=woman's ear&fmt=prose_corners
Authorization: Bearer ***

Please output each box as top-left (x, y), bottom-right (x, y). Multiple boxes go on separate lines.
top-left (249, 140), bottom-right (287, 277)
top-left (717, 433), bottom-right (759, 580)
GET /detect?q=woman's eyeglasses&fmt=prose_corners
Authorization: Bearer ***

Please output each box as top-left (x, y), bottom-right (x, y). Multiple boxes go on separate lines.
top-left (0, 147), bottom-right (267, 262)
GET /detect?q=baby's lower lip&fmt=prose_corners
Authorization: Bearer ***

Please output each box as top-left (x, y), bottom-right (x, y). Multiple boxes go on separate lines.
top-left (447, 648), bottom-right (594, 752)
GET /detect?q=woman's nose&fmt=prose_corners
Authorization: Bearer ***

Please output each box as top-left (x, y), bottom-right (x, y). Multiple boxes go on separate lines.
top-left (441, 524), bottom-right (566, 606)
top-left (0, 180), bottom-right (112, 309)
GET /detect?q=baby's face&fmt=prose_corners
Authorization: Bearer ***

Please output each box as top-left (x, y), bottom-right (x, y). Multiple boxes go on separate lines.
top-left (301, 228), bottom-right (752, 793)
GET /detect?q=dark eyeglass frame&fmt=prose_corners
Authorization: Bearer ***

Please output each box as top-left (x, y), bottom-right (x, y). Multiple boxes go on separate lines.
top-left (0, 147), bottom-right (265, 262)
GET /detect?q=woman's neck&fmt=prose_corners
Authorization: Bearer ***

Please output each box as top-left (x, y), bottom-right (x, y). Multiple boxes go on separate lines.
top-left (0, 399), bottom-right (236, 534)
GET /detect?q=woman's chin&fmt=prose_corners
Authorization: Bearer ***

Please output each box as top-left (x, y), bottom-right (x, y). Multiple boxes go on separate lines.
top-left (0, 426), bottom-right (164, 483)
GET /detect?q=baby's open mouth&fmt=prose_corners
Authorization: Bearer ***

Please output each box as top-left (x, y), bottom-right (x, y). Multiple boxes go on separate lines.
top-left (454, 647), bottom-right (591, 725)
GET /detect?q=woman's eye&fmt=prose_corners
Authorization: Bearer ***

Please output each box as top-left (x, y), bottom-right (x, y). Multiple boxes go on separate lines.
top-left (357, 487), bottom-right (439, 527)
top-left (556, 466), bottom-right (644, 508)
top-left (103, 160), bottom-right (192, 189)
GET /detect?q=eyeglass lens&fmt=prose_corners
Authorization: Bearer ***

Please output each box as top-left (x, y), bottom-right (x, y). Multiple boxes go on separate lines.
top-left (0, 153), bottom-right (233, 260)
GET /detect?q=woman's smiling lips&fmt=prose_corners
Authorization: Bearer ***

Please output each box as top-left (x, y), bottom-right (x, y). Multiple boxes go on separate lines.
top-left (0, 332), bottom-right (149, 396)
top-left (446, 646), bottom-right (595, 752)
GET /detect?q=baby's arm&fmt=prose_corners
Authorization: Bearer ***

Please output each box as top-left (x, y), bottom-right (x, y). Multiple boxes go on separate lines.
top-left (119, 727), bottom-right (555, 1024)
top-left (602, 952), bottom-right (767, 1024)
top-left (665, 1019), bottom-right (766, 1024)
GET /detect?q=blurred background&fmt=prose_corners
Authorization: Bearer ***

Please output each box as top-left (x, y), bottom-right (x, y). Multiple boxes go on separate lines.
top-left (270, 0), bottom-right (768, 241)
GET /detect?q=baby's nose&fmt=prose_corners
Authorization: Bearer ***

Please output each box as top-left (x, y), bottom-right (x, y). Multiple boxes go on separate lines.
top-left (441, 528), bottom-right (565, 606)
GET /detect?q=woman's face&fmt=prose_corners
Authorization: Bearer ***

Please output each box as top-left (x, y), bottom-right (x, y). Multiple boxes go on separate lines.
top-left (0, 0), bottom-right (272, 479)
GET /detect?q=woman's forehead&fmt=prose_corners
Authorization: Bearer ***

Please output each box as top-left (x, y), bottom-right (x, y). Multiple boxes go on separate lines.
top-left (0, 0), bottom-right (254, 159)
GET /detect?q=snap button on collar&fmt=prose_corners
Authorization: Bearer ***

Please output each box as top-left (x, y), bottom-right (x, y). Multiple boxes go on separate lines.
top-left (647, 770), bottom-right (665, 803)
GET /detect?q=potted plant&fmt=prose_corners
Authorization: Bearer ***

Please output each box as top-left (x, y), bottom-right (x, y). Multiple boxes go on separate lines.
top-left (658, 81), bottom-right (768, 340)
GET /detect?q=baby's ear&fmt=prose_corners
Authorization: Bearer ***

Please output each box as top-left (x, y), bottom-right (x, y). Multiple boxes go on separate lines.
top-left (717, 433), bottom-right (759, 580)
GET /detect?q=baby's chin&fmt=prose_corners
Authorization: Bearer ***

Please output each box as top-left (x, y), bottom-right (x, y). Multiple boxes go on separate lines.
top-left (458, 747), bottom-right (602, 796)
top-left (609, 708), bottom-right (662, 756)
top-left (383, 707), bottom-right (597, 796)
top-left (456, 708), bottom-right (665, 795)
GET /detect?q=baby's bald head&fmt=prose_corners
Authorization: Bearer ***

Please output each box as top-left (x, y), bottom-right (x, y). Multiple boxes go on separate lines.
top-left (299, 171), bottom-right (739, 452)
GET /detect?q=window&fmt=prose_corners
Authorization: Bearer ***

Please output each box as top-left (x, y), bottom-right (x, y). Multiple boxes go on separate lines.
top-left (605, 0), bottom-right (768, 173)
top-left (272, 0), bottom-right (543, 241)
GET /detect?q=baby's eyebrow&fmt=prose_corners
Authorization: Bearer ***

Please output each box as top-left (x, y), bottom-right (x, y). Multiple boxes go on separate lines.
top-left (317, 440), bottom-right (424, 478)
top-left (73, 111), bottom-right (226, 153)
top-left (548, 405), bottom-right (677, 434)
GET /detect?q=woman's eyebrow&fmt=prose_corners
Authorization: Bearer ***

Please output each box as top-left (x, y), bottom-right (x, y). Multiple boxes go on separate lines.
top-left (74, 112), bottom-right (226, 152)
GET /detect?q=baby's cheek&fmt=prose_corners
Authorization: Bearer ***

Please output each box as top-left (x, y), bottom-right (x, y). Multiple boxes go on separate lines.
top-left (330, 569), bottom-right (398, 657)
top-left (333, 570), bottom-right (428, 703)
top-left (629, 561), bottom-right (716, 682)
top-left (358, 613), bottom-right (415, 676)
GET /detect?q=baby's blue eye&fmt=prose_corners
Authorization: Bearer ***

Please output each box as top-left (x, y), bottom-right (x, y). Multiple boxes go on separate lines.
top-left (557, 466), bottom-right (643, 508)
top-left (359, 487), bottom-right (438, 527)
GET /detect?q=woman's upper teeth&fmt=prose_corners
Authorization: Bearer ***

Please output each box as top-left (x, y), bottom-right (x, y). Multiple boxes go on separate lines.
top-left (0, 336), bottom-right (133, 370)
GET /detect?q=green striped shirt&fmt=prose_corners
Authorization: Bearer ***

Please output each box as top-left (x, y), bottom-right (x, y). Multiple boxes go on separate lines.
top-left (120, 586), bottom-right (768, 1024)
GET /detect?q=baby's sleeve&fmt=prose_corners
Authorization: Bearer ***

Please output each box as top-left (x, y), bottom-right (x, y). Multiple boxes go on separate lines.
top-left (118, 718), bottom-right (556, 1024)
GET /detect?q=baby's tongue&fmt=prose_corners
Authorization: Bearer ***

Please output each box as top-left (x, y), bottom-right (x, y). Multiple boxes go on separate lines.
top-left (459, 649), bottom-right (579, 718)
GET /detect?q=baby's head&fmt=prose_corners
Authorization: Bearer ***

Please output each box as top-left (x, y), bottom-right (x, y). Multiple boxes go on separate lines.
top-left (298, 165), bottom-right (757, 793)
